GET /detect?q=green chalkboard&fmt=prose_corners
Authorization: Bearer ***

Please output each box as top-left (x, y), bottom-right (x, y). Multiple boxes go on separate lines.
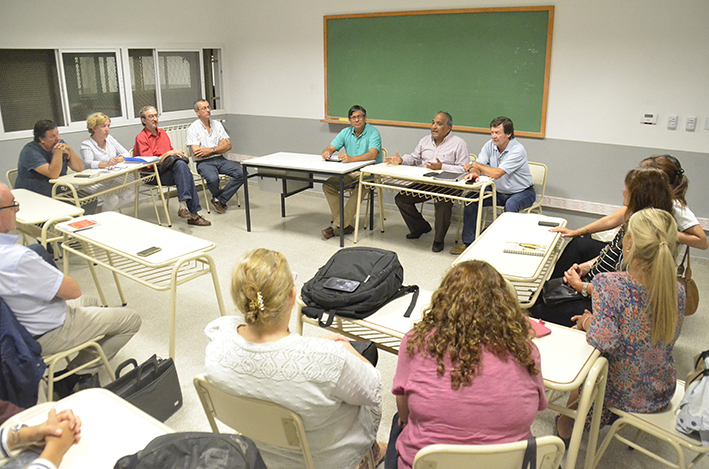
top-left (325, 7), bottom-right (554, 138)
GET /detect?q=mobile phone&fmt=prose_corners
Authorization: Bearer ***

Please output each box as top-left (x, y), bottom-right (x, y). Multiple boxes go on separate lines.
top-left (538, 220), bottom-right (559, 227)
top-left (323, 277), bottom-right (360, 292)
top-left (422, 171), bottom-right (438, 177)
top-left (137, 246), bottom-right (162, 257)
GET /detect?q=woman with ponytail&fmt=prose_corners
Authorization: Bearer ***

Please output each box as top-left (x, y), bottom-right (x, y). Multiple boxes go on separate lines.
top-left (557, 208), bottom-right (686, 439)
top-left (203, 249), bottom-right (383, 469)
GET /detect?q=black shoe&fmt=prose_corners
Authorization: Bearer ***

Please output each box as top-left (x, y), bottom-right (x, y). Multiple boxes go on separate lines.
top-left (406, 224), bottom-right (432, 239)
top-left (52, 371), bottom-right (82, 400)
top-left (432, 242), bottom-right (444, 252)
top-left (75, 373), bottom-right (101, 391)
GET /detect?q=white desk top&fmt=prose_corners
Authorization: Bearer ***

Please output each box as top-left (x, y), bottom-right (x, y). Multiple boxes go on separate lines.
top-left (335, 289), bottom-right (597, 388)
top-left (12, 189), bottom-right (84, 225)
top-left (17, 389), bottom-right (171, 468)
top-left (243, 152), bottom-right (374, 175)
top-left (454, 212), bottom-right (566, 280)
top-left (361, 162), bottom-right (488, 190)
top-left (56, 211), bottom-right (214, 265)
top-left (49, 162), bottom-right (152, 186)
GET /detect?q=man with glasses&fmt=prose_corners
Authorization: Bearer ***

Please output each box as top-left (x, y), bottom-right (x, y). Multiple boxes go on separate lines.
top-left (0, 183), bottom-right (141, 395)
top-left (134, 106), bottom-right (210, 226)
top-left (320, 105), bottom-right (382, 239)
top-left (186, 100), bottom-right (243, 214)
top-left (16, 120), bottom-right (84, 198)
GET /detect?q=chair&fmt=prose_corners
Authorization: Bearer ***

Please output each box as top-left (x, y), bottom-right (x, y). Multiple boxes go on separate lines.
top-left (186, 151), bottom-right (241, 214)
top-left (523, 161), bottom-right (548, 214)
top-left (193, 374), bottom-right (315, 468)
top-left (6, 169), bottom-right (17, 189)
top-left (43, 335), bottom-right (114, 401)
top-left (412, 436), bottom-right (566, 469)
top-left (131, 149), bottom-right (173, 226)
top-left (591, 380), bottom-right (709, 469)
top-left (193, 374), bottom-right (374, 469)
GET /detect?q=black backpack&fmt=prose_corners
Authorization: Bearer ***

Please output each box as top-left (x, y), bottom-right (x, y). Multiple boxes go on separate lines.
top-left (114, 432), bottom-right (267, 469)
top-left (301, 247), bottom-right (418, 327)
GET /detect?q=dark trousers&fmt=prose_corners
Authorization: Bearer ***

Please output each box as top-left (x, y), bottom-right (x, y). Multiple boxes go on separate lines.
top-left (395, 192), bottom-right (452, 243)
top-left (551, 236), bottom-right (608, 279)
top-left (196, 156), bottom-right (244, 205)
top-left (384, 412), bottom-right (404, 469)
top-left (153, 159), bottom-right (202, 214)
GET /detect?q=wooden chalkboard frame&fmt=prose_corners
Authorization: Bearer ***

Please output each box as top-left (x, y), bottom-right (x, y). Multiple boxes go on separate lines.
top-left (323, 6), bottom-right (554, 138)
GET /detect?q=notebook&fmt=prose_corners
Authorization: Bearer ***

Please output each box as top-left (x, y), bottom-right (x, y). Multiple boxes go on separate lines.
top-left (503, 242), bottom-right (547, 257)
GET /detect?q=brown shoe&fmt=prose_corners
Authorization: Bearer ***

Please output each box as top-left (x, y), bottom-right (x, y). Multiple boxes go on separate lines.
top-left (211, 197), bottom-right (227, 214)
top-left (322, 226), bottom-right (335, 239)
top-left (188, 215), bottom-right (211, 226)
top-left (334, 225), bottom-right (355, 236)
top-left (177, 207), bottom-right (190, 218)
top-left (449, 243), bottom-right (468, 255)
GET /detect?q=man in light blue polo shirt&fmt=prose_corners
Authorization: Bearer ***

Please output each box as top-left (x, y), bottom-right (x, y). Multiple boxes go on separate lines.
top-left (320, 105), bottom-right (382, 239)
top-left (451, 116), bottom-right (535, 254)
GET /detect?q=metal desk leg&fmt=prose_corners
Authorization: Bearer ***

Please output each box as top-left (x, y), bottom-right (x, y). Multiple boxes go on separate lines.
top-left (280, 177), bottom-right (287, 218)
top-left (205, 254), bottom-right (227, 317)
top-left (243, 168), bottom-right (252, 232)
top-left (354, 180), bottom-right (364, 244)
top-left (369, 188), bottom-right (375, 230)
top-left (80, 241), bottom-right (108, 307)
top-left (104, 251), bottom-right (127, 306)
top-left (339, 175), bottom-right (345, 247)
top-left (154, 170), bottom-right (172, 227)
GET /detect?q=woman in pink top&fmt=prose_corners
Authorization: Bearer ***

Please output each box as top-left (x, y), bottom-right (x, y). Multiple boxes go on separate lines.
top-left (390, 260), bottom-right (547, 469)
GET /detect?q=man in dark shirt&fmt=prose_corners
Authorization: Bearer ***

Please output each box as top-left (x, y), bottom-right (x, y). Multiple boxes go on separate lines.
top-left (16, 121), bottom-right (83, 197)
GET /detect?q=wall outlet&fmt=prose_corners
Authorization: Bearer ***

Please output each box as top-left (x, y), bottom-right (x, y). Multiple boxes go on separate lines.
top-left (668, 115), bottom-right (678, 130)
top-left (687, 116), bottom-right (697, 131)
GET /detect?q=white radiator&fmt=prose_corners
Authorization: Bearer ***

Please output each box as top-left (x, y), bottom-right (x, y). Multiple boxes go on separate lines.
top-left (162, 124), bottom-right (191, 154)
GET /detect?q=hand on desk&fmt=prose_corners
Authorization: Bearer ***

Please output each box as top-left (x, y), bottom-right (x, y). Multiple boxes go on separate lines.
top-left (549, 226), bottom-right (575, 237)
top-left (338, 153), bottom-right (353, 163)
top-left (384, 152), bottom-right (403, 165)
top-left (571, 310), bottom-right (594, 331)
top-left (424, 158), bottom-right (442, 170)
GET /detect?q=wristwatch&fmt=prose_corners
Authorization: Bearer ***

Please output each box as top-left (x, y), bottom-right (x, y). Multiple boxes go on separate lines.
top-left (580, 282), bottom-right (589, 298)
top-left (212, 147), bottom-right (217, 155)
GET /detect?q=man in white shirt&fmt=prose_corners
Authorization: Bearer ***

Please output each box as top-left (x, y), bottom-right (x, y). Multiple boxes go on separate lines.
top-left (0, 183), bottom-right (141, 389)
top-left (186, 100), bottom-right (243, 214)
top-left (384, 112), bottom-right (469, 252)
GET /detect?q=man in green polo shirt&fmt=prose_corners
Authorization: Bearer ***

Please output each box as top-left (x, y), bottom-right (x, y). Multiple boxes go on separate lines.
top-left (320, 105), bottom-right (382, 239)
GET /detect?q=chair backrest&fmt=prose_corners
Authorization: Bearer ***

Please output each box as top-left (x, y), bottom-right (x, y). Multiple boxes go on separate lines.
top-left (193, 374), bottom-right (316, 469)
top-left (381, 148), bottom-right (388, 160)
top-left (412, 436), bottom-right (565, 469)
top-left (528, 161), bottom-right (548, 200)
top-left (6, 169), bottom-right (17, 189)
top-left (469, 153), bottom-right (477, 162)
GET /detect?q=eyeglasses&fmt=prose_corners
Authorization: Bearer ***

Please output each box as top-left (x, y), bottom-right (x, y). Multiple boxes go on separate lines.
top-left (0, 200), bottom-right (19, 210)
top-left (349, 114), bottom-right (365, 121)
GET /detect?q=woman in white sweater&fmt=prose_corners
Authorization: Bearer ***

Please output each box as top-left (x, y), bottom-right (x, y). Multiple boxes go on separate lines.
top-left (204, 248), bottom-right (383, 469)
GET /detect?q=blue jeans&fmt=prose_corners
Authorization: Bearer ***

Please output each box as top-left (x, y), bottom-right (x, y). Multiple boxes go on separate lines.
top-left (461, 186), bottom-right (536, 245)
top-left (155, 159), bottom-right (202, 213)
top-left (196, 156), bottom-right (244, 205)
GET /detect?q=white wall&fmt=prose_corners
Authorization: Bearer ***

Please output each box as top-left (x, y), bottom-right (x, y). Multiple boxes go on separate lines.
top-left (222, 0), bottom-right (709, 152)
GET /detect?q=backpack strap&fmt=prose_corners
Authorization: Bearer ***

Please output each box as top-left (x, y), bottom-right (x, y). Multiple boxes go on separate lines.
top-left (399, 285), bottom-right (420, 318)
top-left (521, 438), bottom-right (537, 469)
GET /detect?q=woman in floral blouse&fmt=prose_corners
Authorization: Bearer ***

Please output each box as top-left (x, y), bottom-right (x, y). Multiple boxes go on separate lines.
top-left (557, 208), bottom-right (685, 439)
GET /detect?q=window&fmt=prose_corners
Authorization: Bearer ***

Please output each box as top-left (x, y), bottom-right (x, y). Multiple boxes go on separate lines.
top-left (62, 52), bottom-right (122, 122)
top-left (158, 51), bottom-right (201, 112)
top-left (129, 49), bottom-right (157, 118)
top-left (0, 47), bottom-right (223, 136)
top-left (0, 49), bottom-right (64, 132)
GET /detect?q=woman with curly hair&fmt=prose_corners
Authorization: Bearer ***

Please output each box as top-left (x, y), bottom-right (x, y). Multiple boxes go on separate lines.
top-left (388, 260), bottom-right (547, 469)
top-left (204, 248), bottom-right (383, 469)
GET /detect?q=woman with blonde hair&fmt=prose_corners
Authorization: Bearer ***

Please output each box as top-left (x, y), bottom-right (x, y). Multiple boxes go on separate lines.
top-left (204, 249), bottom-right (383, 469)
top-left (80, 112), bottom-right (134, 211)
top-left (389, 260), bottom-right (547, 469)
top-left (557, 208), bottom-right (686, 439)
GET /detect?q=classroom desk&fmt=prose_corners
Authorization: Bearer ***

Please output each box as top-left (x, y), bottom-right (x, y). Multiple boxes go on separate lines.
top-left (50, 162), bottom-right (171, 225)
top-left (241, 152), bottom-right (375, 247)
top-left (296, 291), bottom-right (607, 469)
top-left (353, 163), bottom-right (497, 243)
top-left (12, 188), bottom-right (84, 249)
top-left (56, 212), bottom-right (226, 360)
top-left (453, 212), bottom-right (567, 308)
top-left (0, 388), bottom-right (171, 468)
